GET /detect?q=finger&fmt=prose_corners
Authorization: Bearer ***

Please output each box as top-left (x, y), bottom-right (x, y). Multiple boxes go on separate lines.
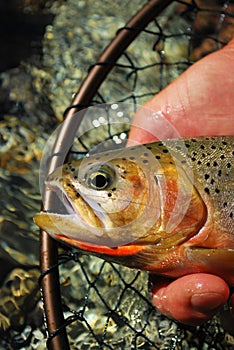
top-left (129, 37), bottom-right (234, 144)
top-left (149, 273), bottom-right (230, 326)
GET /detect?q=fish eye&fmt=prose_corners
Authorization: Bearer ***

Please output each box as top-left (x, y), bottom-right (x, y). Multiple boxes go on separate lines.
top-left (87, 166), bottom-right (114, 190)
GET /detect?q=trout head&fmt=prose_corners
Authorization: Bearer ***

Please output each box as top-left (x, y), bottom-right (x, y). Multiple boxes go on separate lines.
top-left (34, 143), bottom-right (210, 276)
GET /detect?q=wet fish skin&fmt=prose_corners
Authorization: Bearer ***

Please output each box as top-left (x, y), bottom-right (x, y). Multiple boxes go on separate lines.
top-left (34, 136), bottom-right (234, 283)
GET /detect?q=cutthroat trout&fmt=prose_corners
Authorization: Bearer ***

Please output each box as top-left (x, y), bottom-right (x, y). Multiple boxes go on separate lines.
top-left (34, 136), bottom-right (234, 284)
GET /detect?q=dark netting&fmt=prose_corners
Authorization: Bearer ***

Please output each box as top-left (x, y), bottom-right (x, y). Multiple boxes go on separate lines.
top-left (37, 1), bottom-right (234, 350)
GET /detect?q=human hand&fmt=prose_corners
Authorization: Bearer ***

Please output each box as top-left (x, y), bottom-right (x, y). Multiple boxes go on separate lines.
top-left (128, 38), bottom-right (234, 327)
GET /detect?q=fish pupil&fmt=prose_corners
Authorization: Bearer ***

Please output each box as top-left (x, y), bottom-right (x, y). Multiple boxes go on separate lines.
top-left (93, 174), bottom-right (107, 188)
top-left (89, 171), bottom-right (111, 190)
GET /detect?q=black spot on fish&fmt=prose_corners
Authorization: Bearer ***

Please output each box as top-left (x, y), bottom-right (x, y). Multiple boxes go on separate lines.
top-left (74, 176), bottom-right (78, 179)
top-left (185, 143), bottom-right (190, 148)
top-left (76, 193), bottom-right (80, 198)
top-left (215, 188), bottom-right (220, 194)
top-left (108, 193), bottom-right (112, 197)
top-left (155, 155), bottom-right (161, 160)
top-left (147, 146), bottom-right (152, 150)
top-left (211, 145), bottom-right (216, 150)
top-left (227, 163), bottom-right (231, 168)
top-left (191, 138), bottom-right (197, 142)
top-left (217, 170), bottom-right (222, 176)
top-left (163, 149), bottom-right (169, 153)
top-left (204, 174), bottom-right (210, 180)
top-left (129, 156), bottom-right (135, 160)
top-left (206, 162), bottom-right (210, 167)
top-left (197, 160), bottom-right (201, 165)
top-left (210, 179), bottom-right (215, 185)
top-left (222, 141), bottom-right (227, 145)
top-left (230, 212), bottom-right (233, 219)
top-left (223, 202), bottom-right (227, 208)
top-left (200, 145), bottom-right (205, 150)
top-left (191, 157), bottom-right (196, 162)
top-left (213, 161), bottom-right (218, 167)
top-left (220, 155), bottom-right (225, 160)
top-left (112, 188), bottom-right (116, 192)
top-left (142, 159), bottom-right (148, 164)
top-left (204, 187), bottom-right (210, 194)
top-left (122, 157), bottom-right (126, 161)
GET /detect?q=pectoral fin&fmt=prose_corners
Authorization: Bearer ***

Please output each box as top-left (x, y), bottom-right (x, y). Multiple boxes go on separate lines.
top-left (186, 247), bottom-right (234, 285)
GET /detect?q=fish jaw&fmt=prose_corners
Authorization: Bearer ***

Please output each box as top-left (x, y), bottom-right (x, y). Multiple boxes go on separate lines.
top-left (34, 210), bottom-right (130, 248)
top-left (34, 211), bottom-right (146, 257)
top-left (34, 212), bottom-right (105, 244)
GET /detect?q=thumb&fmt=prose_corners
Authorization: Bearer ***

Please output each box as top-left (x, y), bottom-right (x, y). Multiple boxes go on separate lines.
top-left (129, 37), bottom-right (234, 143)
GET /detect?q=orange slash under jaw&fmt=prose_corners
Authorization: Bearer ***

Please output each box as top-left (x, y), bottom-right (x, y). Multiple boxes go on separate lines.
top-left (55, 233), bottom-right (144, 256)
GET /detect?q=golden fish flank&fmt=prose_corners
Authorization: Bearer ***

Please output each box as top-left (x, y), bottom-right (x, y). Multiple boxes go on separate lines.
top-left (34, 136), bottom-right (234, 284)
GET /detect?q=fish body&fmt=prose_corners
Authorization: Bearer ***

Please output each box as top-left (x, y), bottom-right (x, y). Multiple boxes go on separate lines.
top-left (34, 136), bottom-right (234, 284)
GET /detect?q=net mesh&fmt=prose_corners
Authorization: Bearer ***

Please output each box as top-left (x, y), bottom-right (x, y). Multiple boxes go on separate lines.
top-left (39, 1), bottom-right (234, 349)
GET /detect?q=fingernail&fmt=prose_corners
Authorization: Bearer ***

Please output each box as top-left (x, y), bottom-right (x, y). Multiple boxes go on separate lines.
top-left (191, 293), bottom-right (224, 312)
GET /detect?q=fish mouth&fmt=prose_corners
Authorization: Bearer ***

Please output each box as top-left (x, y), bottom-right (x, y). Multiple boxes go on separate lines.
top-left (36, 182), bottom-right (140, 247)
